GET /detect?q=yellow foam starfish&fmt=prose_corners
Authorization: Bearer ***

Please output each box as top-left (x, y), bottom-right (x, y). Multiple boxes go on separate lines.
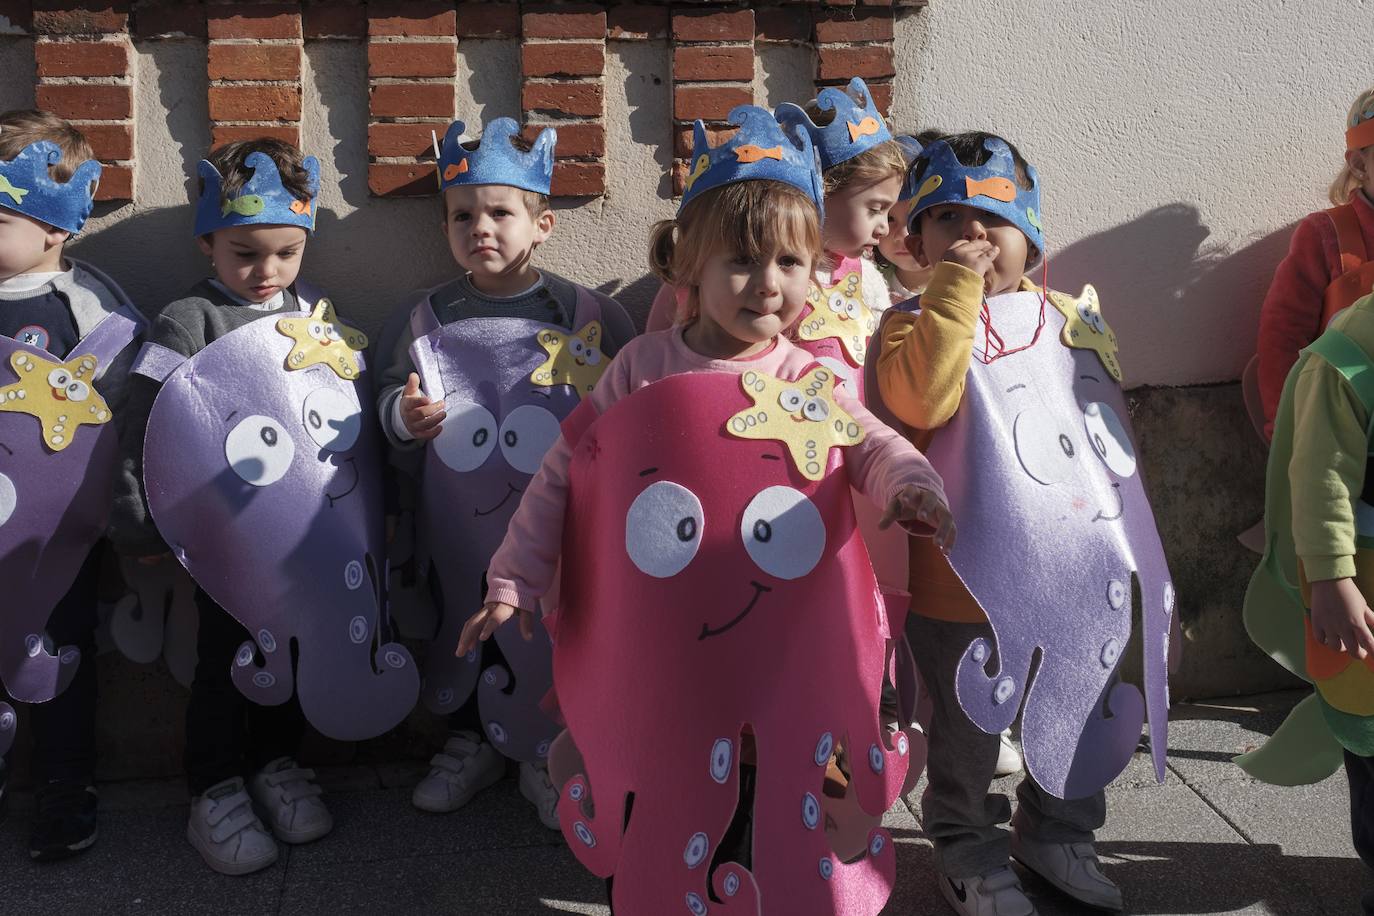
top-left (0, 174), bottom-right (29, 206)
top-left (276, 298), bottom-right (368, 380)
top-left (530, 321), bottom-right (607, 396)
top-left (797, 269), bottom-right (876, 365)
top-left (0, 350), bottom-right (111, 452)
top-left (1048, 284), bottom-right (1121, 381)
top-left (726, 367), bottom-right (864, 481)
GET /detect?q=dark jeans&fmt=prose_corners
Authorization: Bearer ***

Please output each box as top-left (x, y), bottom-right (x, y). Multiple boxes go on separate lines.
top-left (25, 549), bottom-right (101, 786)
top-left (184, 587), bottom-right (305, 796)
top-left (1344, 750), bottom-right (1374, 914)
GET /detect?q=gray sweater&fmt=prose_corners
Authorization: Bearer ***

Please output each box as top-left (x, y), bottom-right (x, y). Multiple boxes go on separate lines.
top-left (110, 279), bottom-right (301, 556)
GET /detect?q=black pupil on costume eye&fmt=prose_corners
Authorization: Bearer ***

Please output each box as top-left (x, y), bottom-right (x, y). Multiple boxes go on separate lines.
top-left (676, 517), bottom-right (696, 542)
top-left (308, 410), bottom-right (322, 429)
top-left (753, 519), bottom-right (772, 543)
top-left (1093, 434), bottom-right (1106, 457)
top-left (1058, 434), bottom-right (1074, 457)
top-left (260, 426), bottom-right (277, 447)
top-left (473, 428), bottom-right (488, 448)
top-left (504, 430), bottom-right (518, 447)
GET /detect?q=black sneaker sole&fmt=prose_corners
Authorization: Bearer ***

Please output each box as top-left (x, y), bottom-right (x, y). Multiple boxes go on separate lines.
top-left (30, 827), bottom-right (97, 862)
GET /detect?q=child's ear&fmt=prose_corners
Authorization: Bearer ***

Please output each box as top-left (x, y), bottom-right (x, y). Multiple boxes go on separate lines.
top-left (905, 231), bottom-right (929, 268)
top-left (43, 225), bottom-right (71, 250)
top-left (196, 234), bottom-right (215, 257)
top-left (534, 208), bottom-right (556, 243)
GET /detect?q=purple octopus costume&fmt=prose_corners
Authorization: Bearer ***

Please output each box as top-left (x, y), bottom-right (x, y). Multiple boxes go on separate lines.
top-left (136, 293), bottom-right (419, 742)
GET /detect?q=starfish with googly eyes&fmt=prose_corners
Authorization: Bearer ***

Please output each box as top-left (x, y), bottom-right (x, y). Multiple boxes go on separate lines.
top-left (726, 367), bottom-right (864, 481)
top-left (530, 321), bottom-right (607, 396)
top-left (276, 298), bottom-right (368, 379)
top-left (1049, 284), bottom-right (1121, 381)
top-left (797, 268), bottom-right (877, 365)
top-left (0, 350), bottom-right (111, 452)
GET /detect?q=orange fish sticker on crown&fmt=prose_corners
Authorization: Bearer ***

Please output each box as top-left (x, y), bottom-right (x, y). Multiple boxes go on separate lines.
top-left (443, 159), bottom-right (470, 181)
top-left (965, 176), bottom-right (1017, 203)
top-left (289, 198), bottom-right (311, 215)
top-left (734, 145), bottom-right (784, 164)
top-left (847, 117), bottom-right (880, 142)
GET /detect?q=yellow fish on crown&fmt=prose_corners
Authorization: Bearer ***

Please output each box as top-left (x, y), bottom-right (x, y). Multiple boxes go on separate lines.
top-left (683, 153), bottom-right (710, 191)
top-left (0, 174), bottom-right (28, 206)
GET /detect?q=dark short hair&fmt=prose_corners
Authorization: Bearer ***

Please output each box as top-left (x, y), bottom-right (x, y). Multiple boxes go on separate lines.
top-left (203, 136), bottom-right (314, 205)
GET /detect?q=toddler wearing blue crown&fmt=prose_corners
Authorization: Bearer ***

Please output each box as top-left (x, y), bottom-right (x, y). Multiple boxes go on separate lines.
top-left (373, 117), bottom-right (634, 827)
top-left (873, 132), bottom-right (1141, 915)
top-left (0, 108), bottom-right (145, 864)
top-left (116, 137), bottom-right (336, 876)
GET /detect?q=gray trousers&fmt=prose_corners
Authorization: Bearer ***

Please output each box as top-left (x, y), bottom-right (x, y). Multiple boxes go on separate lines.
top-left (908, 615), bottom-right (1106, 878)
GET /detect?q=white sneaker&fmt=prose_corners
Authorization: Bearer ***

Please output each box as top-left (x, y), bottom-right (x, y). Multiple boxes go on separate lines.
top-left (411, 731), bottom-right (505, 813)
top-left (249, 757), bottom-right (333, 844)
top-left (1011, 834), bottom-right (1122, 911)
top-left (519, 760), bottom-right (561, 830)
top-left (186, 777), bottom-right (278, 876)
top-left (994, 729), bottom-right (1024, 777)
top-left (939, 866), bottom-right (1036, 916)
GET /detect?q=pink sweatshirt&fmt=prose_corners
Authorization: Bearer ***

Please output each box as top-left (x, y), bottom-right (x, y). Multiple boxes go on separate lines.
top-left (485, 326), bottom-right (947, 611)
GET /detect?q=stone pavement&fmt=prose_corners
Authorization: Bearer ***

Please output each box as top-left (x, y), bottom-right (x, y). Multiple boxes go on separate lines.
top-left (1, 690), bottom-right (1366, 916)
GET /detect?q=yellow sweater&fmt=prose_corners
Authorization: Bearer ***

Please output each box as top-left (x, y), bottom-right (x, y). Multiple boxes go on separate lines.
top-left (876, 261), bottom-right (1038, 622)
top-left (1291, 296), bottom-right (1374, 583)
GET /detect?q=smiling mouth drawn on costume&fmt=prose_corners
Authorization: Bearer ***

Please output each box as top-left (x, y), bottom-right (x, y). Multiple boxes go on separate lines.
top-left (326, 457), bottom-right (358, 507)
top-left (475, 482), bottom-right (522, 518)
top-left (1092, 483), bottom-right (1123, 523)
top-left (699, 581), bottom-right (772, 641)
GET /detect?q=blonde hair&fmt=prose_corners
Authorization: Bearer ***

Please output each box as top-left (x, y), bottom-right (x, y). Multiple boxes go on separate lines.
top-left (1330, 87), bottom-right (1374, 206)
top-left (648, 180), bottom-right (822, 324)
top-left (0, 108), bottom-right (94, 182)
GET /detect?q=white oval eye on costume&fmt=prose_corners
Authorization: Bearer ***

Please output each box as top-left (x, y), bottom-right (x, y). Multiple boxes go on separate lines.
top-left (778, 388), bottom-right (805, 413)
top-left (1077, 301), bottom-right (1105, 334)
top-left (740, 486), bottom-right (825, 580)
top-left (65, 380), bottom-right (90, 402)
top-left (570, 339), bottom-right (586, 356)
top-left (499, 404), bottom-right (560, 475)
top-left (845, 299), bottom-right (861, 320)
top-left (307, 321), bottom-right (327, 342)
top-left (302, 387), bottom-right (361, 452)
top-left (324, 325), bottom-right (342, 342)
top-left (802, 397), bottom-right (829, 422)
top-left (47, 368), bottom-right (70, 388)
top-left (1083, 402), bottom-right (1137, 478)
top-left (1013, 407), bottom-right (1076, 485)
top-left (625, 480), bottom-right (704, 578)
top-left (0, 471), bottom-right (15, 528)
top-left (827, 293), bottom-right (846, 314)
top-left (583, 347), bottom-right (602, 366)
top-left (432, 399), bottom-right (498, 473)
top-left (225, 415), bottom-right (295, 486)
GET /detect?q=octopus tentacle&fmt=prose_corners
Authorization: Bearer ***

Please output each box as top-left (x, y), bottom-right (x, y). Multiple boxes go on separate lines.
top-left (229, 636), bottom-right (294, 707)
top-left (954, 636), bottom-right (1032, 736)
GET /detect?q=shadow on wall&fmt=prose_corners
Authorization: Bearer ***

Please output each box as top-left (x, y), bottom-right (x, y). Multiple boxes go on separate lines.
top-left (1053, 203), bottom-right (1296, 385)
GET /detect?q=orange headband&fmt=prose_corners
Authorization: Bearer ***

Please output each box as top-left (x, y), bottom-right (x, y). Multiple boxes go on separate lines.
top-left (1348, 117), bottom-right (1374, 151)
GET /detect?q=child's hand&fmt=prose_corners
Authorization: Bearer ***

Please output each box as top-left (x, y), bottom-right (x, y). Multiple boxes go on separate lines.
top-left (401, 372), bottom-right (446, 440)
top-left (456, 600), bottom-right (535, 657)
top-left (878, 484), bottom-right (956, 552)
top-left (1310, 577), bottom-right (1374, 659)
top-left (943, 239), bottom-right (1000, 288)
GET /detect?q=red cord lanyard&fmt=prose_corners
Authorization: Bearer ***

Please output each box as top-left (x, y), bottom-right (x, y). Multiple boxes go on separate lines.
top-left (974, 258), bottom-right (1051, 365)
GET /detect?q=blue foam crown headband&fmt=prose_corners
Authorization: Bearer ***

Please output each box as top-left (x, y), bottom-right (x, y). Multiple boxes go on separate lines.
top-left (679, 104), bottom-right (824, 216)
top-left (194, 151), bottom-right (320, 237)
top-left (437, 118), bottom-right (556, 196)
top-left (0, 140), bottom-right (101, 235)
top-left (774, 77), bottom-right (893, 172)
top-left (904, 137), bottom-right (1043, 254)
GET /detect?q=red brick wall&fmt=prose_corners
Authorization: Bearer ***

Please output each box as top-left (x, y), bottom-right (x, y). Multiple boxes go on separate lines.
top-left (3, 1), bottom-right (925, 203)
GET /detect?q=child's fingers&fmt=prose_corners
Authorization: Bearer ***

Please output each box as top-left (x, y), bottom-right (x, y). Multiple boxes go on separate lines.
top-left (519, 609), bottom-right (535, 642)
top-left (876, 498), bottom-right (898, 530)
top-left (403, 373), bottom-right (421, 397)
top-left (937, 514), bottom-right (957, 552)
top-left (455, 613), bottom-right (486, 657)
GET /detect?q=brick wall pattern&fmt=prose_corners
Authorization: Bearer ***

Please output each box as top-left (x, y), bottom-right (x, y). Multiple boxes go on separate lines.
top-left (5, 1), bottom-right (926, 203)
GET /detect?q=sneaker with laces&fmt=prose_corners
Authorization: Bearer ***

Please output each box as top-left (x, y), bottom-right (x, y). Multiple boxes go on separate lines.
top-left (1011, 834), bottom-right (1122, 911)
top-left (187, 777), bottom-right (278, 876)
top-left (411, 731), bottom-right (505, 814)
top-left (249, 757), bottom-right (333, 844)
top-left (994, 729), bottom-right (1023, 777)
top-left (939, 866), bottom-right (1036, 916)
top-left (518, 760), bottom-right (560, 830)
top-left (29, 780), bottom-right (98, 862)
